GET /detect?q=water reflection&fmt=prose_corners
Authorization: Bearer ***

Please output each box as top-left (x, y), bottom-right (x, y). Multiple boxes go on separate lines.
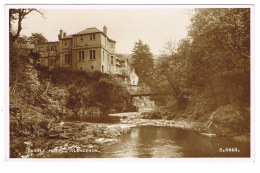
top-left (100, 126), bottom-right (250, 158)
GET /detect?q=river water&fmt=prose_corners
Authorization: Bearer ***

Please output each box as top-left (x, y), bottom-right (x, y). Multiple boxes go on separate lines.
top-left (57, 115), bottom-right (250, 158)
top-left (73, 126), bottom-right (249, 158)
top-left (100, 126), bottom-right (250, 158)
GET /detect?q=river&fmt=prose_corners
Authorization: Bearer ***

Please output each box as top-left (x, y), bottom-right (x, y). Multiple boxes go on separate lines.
top-left (101, 126), bottom-right (250, 158)
top-left (66, 125), bottom-right (250, 158)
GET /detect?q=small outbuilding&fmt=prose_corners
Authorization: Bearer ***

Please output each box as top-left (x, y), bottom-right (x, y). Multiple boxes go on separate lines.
top-left (130, 69), bottom-right (139, 86)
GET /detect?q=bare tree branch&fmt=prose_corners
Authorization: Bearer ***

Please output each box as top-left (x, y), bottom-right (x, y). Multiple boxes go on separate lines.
top-left (228, 44), bottom-right (250, 59)
top-left (10, 8), bottom-right (45, 42)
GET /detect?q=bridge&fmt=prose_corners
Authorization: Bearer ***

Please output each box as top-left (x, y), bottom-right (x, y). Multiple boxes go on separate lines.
top-left (130, 92), bottom-right (170, 99)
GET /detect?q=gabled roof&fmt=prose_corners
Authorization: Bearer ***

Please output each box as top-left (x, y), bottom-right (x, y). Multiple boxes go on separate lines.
top-left (72, 27), bottom-right (116, 43)
top-left (72, 27), bottom-right (102, 36)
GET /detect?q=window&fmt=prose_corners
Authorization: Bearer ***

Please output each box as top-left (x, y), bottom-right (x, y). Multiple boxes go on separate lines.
top-left (78, 51), bottom-right (85, 61)
top-left (111, 56), bottom-right (114, 65)
top-left (65, 54), bottom-right (72, 64)
top-left (102, 65), bottom-right (104, 73)
top-left (51, 46), bottom-right (56, 50)
top-left (89, 50), bottom-right (96, 60)
top-left (49, 59), bottom-right (54, 66)
top-left (80, 37), bottom-right (83, 42)
top-left (103, 51), bottom-right (105, 61)
top-left (90, 34), bottom-right (95, 40)
top-left (91, 66), bottom-right (94, 70)
top-left (64, 41), bottom-right (67, 46)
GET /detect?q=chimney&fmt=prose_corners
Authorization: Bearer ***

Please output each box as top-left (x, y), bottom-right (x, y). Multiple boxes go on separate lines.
top-left (58, 29), bottom-right (64, 39)
top-left (103, 25), bottom-right (107, 35)
top-left (63, 32), bottom-right (67, 37)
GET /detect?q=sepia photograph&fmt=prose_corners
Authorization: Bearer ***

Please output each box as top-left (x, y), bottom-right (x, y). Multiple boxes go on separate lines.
top-left (7, 5), bottom-right (252, 159)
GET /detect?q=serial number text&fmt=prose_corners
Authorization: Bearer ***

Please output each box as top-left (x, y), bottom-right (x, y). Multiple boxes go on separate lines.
top-left (219, 148), bottom-right (240, 153)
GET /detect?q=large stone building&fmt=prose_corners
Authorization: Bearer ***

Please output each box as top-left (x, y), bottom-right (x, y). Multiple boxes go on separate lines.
top-left (34, 41), bottom-right (60, 69)
top-left (58, 26), bottom-right (117, 74)
top-left (35, 26), bottom-right (120, 74)
top-left (33, 26), bottom-right (140, 87)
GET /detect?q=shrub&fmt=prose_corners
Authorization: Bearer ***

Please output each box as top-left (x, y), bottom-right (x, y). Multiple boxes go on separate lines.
top-left (212, 105), bottom-right (250, 132)
top-left (50, 68), bottom-right (131, 115)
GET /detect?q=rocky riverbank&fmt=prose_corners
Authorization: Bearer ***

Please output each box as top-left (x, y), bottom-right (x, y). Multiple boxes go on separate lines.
top-left (11, 112), bottom-right (202, 158)
top-left (11, 111), bottom-right (249, 158)
top-left (10, 121), bottom-right (133, 158)
top-left (118, 112), bottom-right (250, 143)
top-left (119, 112), bottom-right (201, 130)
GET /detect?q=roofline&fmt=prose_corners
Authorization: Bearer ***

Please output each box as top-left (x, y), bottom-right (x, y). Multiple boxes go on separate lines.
top-left (60, 36), bottom-right (73, 40)
top-left (71, 31), bottom-right (102, 36)
top-left (107, 36), bottom-right (116, 43)
top-left (72, 30), bottom-right (116, 43)
top-left (35, 41), bottom-right (59, 45)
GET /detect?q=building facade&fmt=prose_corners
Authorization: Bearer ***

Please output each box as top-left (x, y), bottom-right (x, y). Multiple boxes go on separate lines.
top-left (130, 69), bottom-right (139, 86)
top-left (58, 26), bottom-right (117, 74)
top-left (34, 26), bottom-right (134, 79)
top-left (34, 42), bottom-right (60, 69)
top-left (115, 56), bottom-right (131, 76)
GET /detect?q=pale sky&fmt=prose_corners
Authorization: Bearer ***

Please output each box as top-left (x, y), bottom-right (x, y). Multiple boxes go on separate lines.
top-left (18, 6), bottom-right (193, 55)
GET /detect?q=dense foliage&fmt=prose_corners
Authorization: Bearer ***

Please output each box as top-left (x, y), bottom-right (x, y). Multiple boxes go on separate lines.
top-left (150, 8), bottom-right (250, 133)
top-left (10, 52), bottom-right (133, 157)
top-left (29, 33), bottom-right (48, 44)
top-left (131, 40), bottom-right (154, 85)
top-left (51, 68), bottom-right (132, 115)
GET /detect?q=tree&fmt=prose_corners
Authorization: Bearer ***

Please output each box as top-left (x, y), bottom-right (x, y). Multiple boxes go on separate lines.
top-left (95, 77), bottom-right (130, 113)
top-left (151, 40), bottom-right (192, 110)
top-left (188, 8), bottom-right (250, 72)
top-left (16, 35), bottom-right (29, 44)
top-left (131, 40), bottom-right (154, 84)
top-left (29, 33), bottom-right (48, 44)
top-left (29, 52), bottom-right (41, 65)
top-left (150, 8), bottom-right (250, 125)
top-left (9, 9), bottom-right (45, 92)
top-left (188, 8), bottom-right (250, 107)
top-left (9, 8), bottom-right (44, 43)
